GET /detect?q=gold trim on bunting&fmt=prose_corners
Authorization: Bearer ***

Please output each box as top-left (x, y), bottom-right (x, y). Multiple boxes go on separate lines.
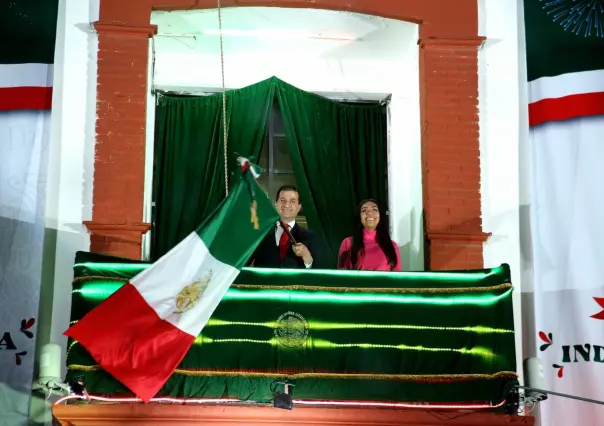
top-left (229, 283), bottom-right (512, 294)
top-left (72, 276), bottom-right (512, 294)
top-left (67, 365), bottom-right (516, 382)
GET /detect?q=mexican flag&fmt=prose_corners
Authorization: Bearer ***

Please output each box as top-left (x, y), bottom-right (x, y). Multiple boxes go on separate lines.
top-left (0, 1), bottom-right (57, 110)
top-left (65, 159), bottom-right (279, 402)
top-left (524, 1), bottom-right (604, 425)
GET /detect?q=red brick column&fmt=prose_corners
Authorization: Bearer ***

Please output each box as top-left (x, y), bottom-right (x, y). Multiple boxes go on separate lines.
top-left (419, 37), bottom-right (490, 270)
top-left (84, 23), bottom-right (157, 259)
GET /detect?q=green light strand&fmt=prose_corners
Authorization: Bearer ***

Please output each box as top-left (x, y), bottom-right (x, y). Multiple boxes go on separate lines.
top-left (193, 335), bottom-right (495, 358)
top-left (66, 334), bottom-right (495, 360)
top-left (206, 319), bottom-right (513, 334)
top-left (73, 283), bottom-right (512, 306)
top-left (73, 262), bottom-right (505, 281)
top-left (72, 284), bottom-right (120, 298)
top-left (223, 288), bottom-right (512, 306)
top-left (239, 265), bottom-right (505, 281)
top-left (66, 340), bottom-right (78, 359)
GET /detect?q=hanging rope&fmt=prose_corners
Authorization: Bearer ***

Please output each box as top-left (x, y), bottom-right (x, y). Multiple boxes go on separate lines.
top-left (217, 0), bottom-right (229, 196)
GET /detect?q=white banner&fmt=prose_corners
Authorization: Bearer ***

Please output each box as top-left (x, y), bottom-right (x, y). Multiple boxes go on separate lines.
top-left (0, 110), bottom-right (50, 426)
top-left (531, 115), bottom-right (604, 425)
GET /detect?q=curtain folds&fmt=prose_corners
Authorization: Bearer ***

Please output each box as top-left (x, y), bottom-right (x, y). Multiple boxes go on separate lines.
top-left (152, 77), bottom-right (387, 265)
top-left (152, 79), bottom-right (275, 259)
top-left (276, 81), bottom-right (387, 267)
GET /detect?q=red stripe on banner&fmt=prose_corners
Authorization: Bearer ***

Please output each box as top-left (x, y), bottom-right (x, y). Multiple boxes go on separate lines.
top-left (64, 283), bottom-right (195, 402)
top-left (529, 91), bottom-right (604, 126)
top-left (0, 86), bottom-right (53, 111)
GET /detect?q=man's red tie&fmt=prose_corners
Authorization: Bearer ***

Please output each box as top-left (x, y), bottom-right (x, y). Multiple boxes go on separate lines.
top-left (279, 224), bottom-right (290, 259)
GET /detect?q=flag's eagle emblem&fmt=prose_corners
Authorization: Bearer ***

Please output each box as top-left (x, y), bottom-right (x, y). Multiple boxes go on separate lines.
top-left (174, 271), bottom-right (212, 314)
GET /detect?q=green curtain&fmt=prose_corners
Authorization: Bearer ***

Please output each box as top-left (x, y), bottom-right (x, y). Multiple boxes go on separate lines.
top-left (275, 81), bottom-right (388, 267)
top-left (152, 79), bottom-right (276, 259)
top-left (152, 77), bottom-right (387, 265)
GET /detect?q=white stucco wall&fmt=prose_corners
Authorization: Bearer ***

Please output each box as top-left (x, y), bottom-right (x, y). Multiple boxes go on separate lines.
top-left (43, 0), bottom-right (98, 377)
top-left (478, 0), bottom-right (532, 394)
top-left (32, 2), bottom-right (99, 423)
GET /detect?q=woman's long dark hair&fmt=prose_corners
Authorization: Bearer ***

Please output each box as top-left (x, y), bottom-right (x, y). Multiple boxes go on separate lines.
top-left (338, 199), bottom-right (398, 270)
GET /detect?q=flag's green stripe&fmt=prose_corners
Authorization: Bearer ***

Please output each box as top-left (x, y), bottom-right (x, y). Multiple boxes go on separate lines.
top-left (524, 0), bottom-right (604, 81)
top-left (194, 176), bottom-right (279, 268)
top-left (205, 319), bottom-right (514, 334)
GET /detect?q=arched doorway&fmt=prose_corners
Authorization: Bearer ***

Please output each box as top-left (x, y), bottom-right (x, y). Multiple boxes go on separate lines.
top-left (87, 0), bottom-right (488, 270)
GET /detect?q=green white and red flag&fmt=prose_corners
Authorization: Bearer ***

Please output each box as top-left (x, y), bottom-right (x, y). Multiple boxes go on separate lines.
top-left (65, 158), bottom-right (279, 401)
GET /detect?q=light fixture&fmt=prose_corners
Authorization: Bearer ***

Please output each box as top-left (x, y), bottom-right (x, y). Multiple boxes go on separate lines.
top-left (271, 381), bottom-right (294, 410)
top-left (55, 394), bottom-right (506, 410)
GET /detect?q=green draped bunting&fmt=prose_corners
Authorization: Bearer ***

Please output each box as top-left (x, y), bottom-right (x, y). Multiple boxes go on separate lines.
top-left (66, 251), bottom-right (517, 407)
top-left (152, 78), bottom-right (388, 266)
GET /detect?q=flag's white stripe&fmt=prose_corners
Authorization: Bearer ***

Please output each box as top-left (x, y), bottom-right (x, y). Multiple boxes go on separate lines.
top-left (0, 63), bottom-right (54, 88)
top-left (130, 232), bottom-right (238, 337)
top-left (528, 69), bottom-right (604, 104)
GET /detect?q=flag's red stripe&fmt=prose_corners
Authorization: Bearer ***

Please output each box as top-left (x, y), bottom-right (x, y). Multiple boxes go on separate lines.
top-left (529, 91), bottom-right (604, 126)
top-left (0, 86), bottom-right (53, 111)
top-left (64, 283), bottom-right (195, 402)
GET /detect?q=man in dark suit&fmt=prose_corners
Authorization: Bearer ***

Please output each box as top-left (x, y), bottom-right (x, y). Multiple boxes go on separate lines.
top-left (250, 185), bottom-right (322, 269)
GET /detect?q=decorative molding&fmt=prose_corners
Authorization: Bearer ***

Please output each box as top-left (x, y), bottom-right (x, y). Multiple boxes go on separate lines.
top-left (426, 231), bottom-right (492, 243)
top-left (83, 221), bottom-right (152, 235)
top-left (52, 404), bottom-right (534, 426)
top-left (83, 221), bottom-right (151, 259)
top-left (93, 22), bottom-right (158, 36)
top-left (418, 36), bottom-right (486, 49)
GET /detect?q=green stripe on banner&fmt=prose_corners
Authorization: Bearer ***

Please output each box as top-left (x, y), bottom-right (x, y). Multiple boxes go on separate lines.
top-left (524, 0), bottom-right (604, 81)
top-left (66, 253), bottom-right (517, 404)
top-left (0, 2), bottom-right (58, 65)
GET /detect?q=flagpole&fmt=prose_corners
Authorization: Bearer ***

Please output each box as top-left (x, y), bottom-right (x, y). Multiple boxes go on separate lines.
top-left (517, 385), bottom-right (604, 407)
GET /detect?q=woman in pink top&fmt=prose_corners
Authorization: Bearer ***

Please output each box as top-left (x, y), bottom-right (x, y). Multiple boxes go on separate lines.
top-left (338, 199), bottom-right (402, 271)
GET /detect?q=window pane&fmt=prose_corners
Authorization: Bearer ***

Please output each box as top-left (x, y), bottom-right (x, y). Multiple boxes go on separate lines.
top-left (256, 135), bottom-right (270, 196)
top-left (258, 136), bottom-right (269, 170)
top-left (257, 173), bottom-right (269, 197)
top-left (273, 135), bottom-right (293, 173)
top-left (272, 102), bottom-right (284, 135)
top-left (271, 173), bottom-right (297, 195)
top-left (296, 216), bottom-right (308, 228)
